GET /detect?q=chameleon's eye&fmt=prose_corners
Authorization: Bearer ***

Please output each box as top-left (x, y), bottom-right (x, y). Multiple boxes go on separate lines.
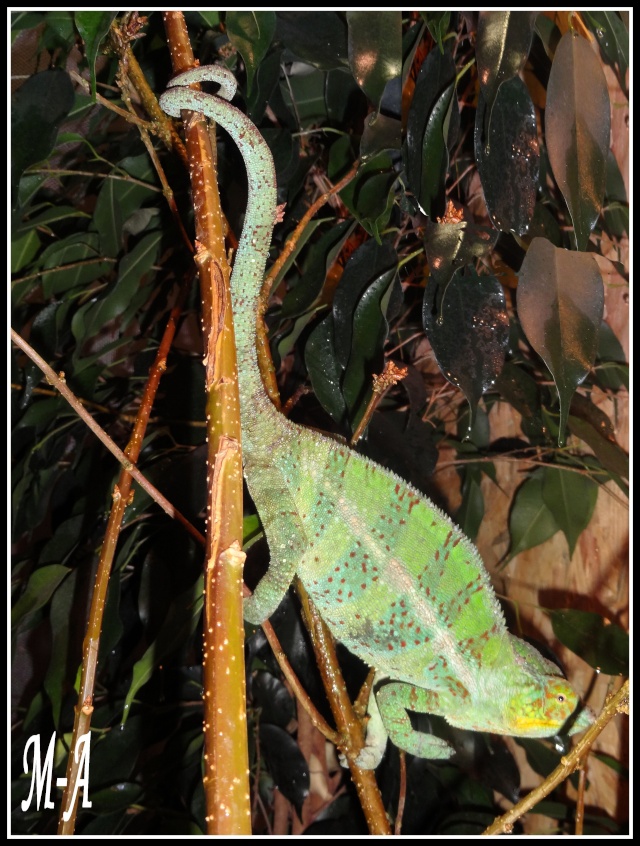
top-left (556, 694), bottom-right (566, 703)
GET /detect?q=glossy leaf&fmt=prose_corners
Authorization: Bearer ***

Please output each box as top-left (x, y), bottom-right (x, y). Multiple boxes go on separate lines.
top-left (423, 265), bottom-right (509, 422)
top-left (226, 11), bottom-right (276, 94)
top-left (550, 609), bottom-right (629, 676)
top-left (517, 238), bottom-right (604, 444)
top-left (475, 76), bottom-right (539, 235)
top-left (476, 11), bottom-right (537, 108)
top-left (347, 11), bottom-right (401, 110)
top-left (251, 671), bottom-right (295, 727)
top-left (541, 465), bottom-right (598, 557)
top-left (259, 724), bottom-right (310, 817)
top-left (405, 47), bottom-right (458, 217)
top-left (305, 314), bottom-right (348, 426)
top-left (332, 239), bottom-right (397, 361)
top-left (583, 10), bottom-right (629, 89)
top-left (545, 32), bottom-right (611, 251)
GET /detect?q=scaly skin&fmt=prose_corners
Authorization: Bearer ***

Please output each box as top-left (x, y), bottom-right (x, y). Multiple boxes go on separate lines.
top-left (160, 66), bottom-right (594, 766)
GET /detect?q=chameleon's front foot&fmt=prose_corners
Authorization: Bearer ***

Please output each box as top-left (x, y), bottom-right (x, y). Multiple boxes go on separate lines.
top-left (350, 677), bottom-right (456, 769)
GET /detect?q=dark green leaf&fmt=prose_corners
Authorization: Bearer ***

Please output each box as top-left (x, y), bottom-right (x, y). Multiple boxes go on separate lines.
top-left (456, 464), bottom-right (485, 541)
top-left (39, 233), bottom-right (113, 299)
top-left (259, 724), bottom-right (309, 817)
top-left (11, 229), bottom-right (40, 273)
top-left (305, 314), bottom-right (348, 427)
top-left (583, 11), bottom-right (629, 87)
top-left (423, 266), bottom-right (509, 423)
top-left (122, 576), bottom-right (203, 722)
top-left (276, 12), bottom-right (348, 70)
top-left (405, 47), bottom-right (457, 217)
top-left (545, 32), bottom-right (611, 251)
top-left (476, 11), bottom-right (537, 108)
top-left (251, 671), bottom-right (295, 727)
top-left (74, 12), bottom-right (117, 98)
top-left (475, 76), bottom-right (539, 235)
top-left (347, 11), bottom-right (401, 110)
top-left (517, 238), bottom-right (604, 444)
top-left (278, 220), bottom-right (355, 319)
top-left (332, 239), bottom-right (397, 367)
top-left (72, 231), bottom-right (161, 343)
top-left (226, 11), bottom-right (276, 95)
top-left (88, 782), bottom-right (144, 815)
top-left (550, 609), bottom-right (628, 675)
top-left (11, 564), bottom-right (70, 630)
top-left (11, 69), bottom-right (75, 198)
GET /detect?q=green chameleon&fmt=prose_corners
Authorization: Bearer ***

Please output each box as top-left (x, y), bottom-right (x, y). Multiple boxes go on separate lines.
top-left (160, 66), bottom-right (594, 767)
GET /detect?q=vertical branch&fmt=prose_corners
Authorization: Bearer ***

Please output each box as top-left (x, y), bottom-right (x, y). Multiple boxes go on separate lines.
top-left (55, 277), bottom-right (192, 834)
top-left (162, 12), bottom-right (251, 835)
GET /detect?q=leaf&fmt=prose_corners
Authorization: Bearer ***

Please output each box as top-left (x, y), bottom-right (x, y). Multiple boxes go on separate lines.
top-left (583, 11), bottom-right (629, 88)
top-left (541, 465), bottom-right (598, 557)
top-left (347, 11), bottom-right (401, 110)
top-left (505, 471), bottom-right (559, 562)
top-left (474, 76), bottom-right (539, 235)
top-left (38, 233), bottom-right (112, 299)
top-left (517, 238), bottom-right (604, 444)
top-left (305, 313), bottom-right (349, 427)
top-left (10, 69), bottom-right (75, 201)
top-left (422, 12), bottom-right (451, 54)
top-left (251, 671), bottom-right (295, 727)
top-left (404, 47), bottom-right (458, 217)
top-left (259, 724), bottom-right (310, 817)
top-left (122, 577), bottom-right (203, 723)
top-left (550, 609), bottom-right (629, 676)
top-left (11, 229), bottom-right (40, 273)
top-left (566, 415), bottom-right (628, 485)
top-left (337, 153), bottom-right (397, 239)
top-left (74, 12), bottom-right (117, 98)
top-left (276, 11), bottom-right (348, 71)
top-left (476, 11), bottom-right (537, 109)
top-left (72, 231), bottom-right (161, 343)
top-left (456, 464), bottom-right (485, 541)
top-left (278, 219), bottom-right (355, 319)
top-left (226, 11), bottom-right (276, 95)
top-left (11, 564), bottom-right (70, 630)
top-left (423, 266), bottom-right (509, 424)
top-left (545, 31), bottom-right (611, 251)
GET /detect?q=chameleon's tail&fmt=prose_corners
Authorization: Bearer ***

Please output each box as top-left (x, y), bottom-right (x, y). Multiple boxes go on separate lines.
top-left (159, 66), bottom-right (281, 446)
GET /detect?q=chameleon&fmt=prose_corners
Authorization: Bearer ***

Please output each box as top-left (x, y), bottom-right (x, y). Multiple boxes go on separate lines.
top-left (160, 65), bottom-right (594, 767)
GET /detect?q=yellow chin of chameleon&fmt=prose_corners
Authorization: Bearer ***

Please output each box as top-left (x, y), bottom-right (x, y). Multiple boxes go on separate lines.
top-left (511, 714), bottom-right (565, 735)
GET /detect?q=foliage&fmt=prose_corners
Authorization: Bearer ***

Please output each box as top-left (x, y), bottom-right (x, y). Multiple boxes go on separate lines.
top-left (11, 11), bottom-right (628, 835)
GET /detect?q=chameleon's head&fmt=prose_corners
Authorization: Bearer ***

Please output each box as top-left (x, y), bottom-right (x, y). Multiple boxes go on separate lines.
top-left (506, 676), bottom-right (594, 738)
